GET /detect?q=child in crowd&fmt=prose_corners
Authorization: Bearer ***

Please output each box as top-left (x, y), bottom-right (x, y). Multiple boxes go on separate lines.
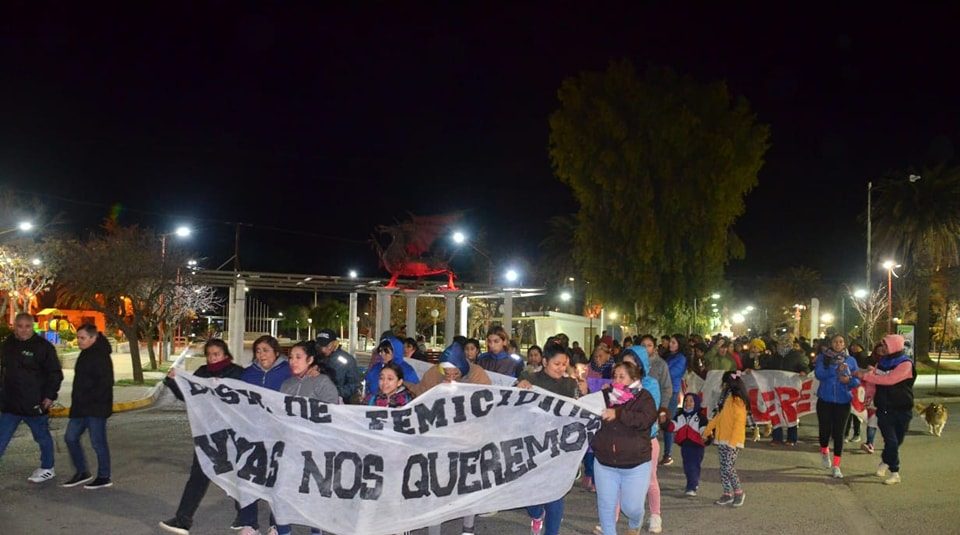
top-left (669, 393), bottom-right (707, 496)
top-left (364, 361), bottom-right (414, 407)
top-left (702, 371), bottom-right (748, 507)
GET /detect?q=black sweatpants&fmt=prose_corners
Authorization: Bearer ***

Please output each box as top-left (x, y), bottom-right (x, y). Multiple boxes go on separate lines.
top-left (817, 399), bottom-right (851, 456)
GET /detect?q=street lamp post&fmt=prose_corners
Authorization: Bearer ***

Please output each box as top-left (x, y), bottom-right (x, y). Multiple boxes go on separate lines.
top-left (883, 260), bottom-right (901, 334)
top-left (307, 317), bottom-right (313, 340)
top-left (158, 225), bottom-right (192, 363)
top-left (430, 309), bottom-right (439, 347)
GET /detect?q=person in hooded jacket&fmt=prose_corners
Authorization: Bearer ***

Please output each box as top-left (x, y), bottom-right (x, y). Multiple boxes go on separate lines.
top-left (669, 393), bottom-right (707, 496)
top-left (364, 336), bottom-right (420, 398)
top-left (813, 334), bottom-right (860, 479)
top-left (765, 334), bottom-right (810, 447)
top-left (160, 339), bottom-right (244, 535)
top-left (0, 312), bottom-right (64, 484)
top-left (404, 341), bottom-right (490, 396)
top-left (412, 342), bottom-right (491, 535)
top-left (62, 324), bottom-right (115, 490)
top-left (659, 334), bottom-right (687, 466)
top-left (475, 325), bottom-right (524, 378)
top-left (855, 334), bottom-right (915, 485)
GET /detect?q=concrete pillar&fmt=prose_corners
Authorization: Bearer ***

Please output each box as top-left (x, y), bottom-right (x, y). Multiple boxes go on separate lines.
top-left (404, 291), bottom-right (420, 339)
top-left (230, 279), bottom-right (247, 365)
top-left (269, 319), bottom-right (277, 338)
top-left (375, 288), bottom-right (394, 340)
top-left (442, 291), bottom-right (458, 346)
top-left (503, 292), bottom-right (514, 340)
top-left (809, 298), bottom-right (820, 340)
top-left (459, 295), bottom-right (470, 337)
top-left (599, 307), bottom-right (606, 337)
top-left (348, 292), bottom-right (358, 354)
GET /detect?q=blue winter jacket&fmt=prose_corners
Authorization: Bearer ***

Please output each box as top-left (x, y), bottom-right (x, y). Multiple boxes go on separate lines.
top-left (814, 352), bottom-right (861, 404)
top-left (365, 336), bottom-right (420, 397)
top-left (241, 357), bottom-right (292, 392)
top-left (623, 347), bottom-right (661, 438)
top-left (665, 351), bottom-right (687, 400)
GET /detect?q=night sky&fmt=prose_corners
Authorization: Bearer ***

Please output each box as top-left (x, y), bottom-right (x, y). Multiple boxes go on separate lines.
top-left (2, 2), bottom-right (959, 290)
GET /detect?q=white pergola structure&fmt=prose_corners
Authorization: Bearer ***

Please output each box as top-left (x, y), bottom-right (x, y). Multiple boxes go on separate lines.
top-left (192, 269), bottom-right (544, 360)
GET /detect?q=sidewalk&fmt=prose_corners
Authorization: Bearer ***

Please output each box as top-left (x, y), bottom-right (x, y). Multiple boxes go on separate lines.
top-left (48, 356), bottom-right (168, 417)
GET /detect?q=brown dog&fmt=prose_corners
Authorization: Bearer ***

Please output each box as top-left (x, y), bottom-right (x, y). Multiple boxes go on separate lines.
top-left (915, 403), bottom-right (948, 437)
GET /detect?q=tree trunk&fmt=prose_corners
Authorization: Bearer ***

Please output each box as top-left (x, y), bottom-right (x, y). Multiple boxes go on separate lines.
top-left (145, 330), bottom-right (158, 370)
top-left (915, 270), bottom-right (933, 364)
top-left (121, 325), bottom-right (145, 384)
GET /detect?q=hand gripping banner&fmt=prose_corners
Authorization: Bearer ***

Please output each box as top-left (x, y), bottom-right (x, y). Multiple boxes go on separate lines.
top-left (173, 373), bottom-right (603, 535)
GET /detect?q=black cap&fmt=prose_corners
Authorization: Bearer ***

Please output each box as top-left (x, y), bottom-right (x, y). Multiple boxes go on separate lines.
top-left (315, 329), bottom-right (338, 348)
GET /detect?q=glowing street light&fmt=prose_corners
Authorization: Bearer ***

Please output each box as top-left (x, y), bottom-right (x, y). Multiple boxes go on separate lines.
top-left (882, 259), bottom-right (902, 333)
top-left (711, 293), bottom-right (721, 300)
top-left (504, 269), bottom-right (519, 283)
top-left (560, 291), bottom-right (572, 302)
top-left (608, 311), bottom-right (619, 321)
top-left (18, 221), bottom-right (34, 231)
top-left (745, 305), bottom-right (755, 312)
top-left (31, 258), bottom-right (42, 266)
top-left (853, 288), bottom-right (868, 299)
top-left (732, 313), bottom-right (745, 324)
top-left (348, 269), bottom-right (358, 279)
top-left (452, 231), bottom-right (466, 244)
top-left (821, 313), bottom-right (835, 324)
top-left (174, 225), bottom-right (192, 238)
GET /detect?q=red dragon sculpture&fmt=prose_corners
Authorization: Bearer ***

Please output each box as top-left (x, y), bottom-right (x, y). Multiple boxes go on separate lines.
top-left (372, 213), bottom-right (461, 290)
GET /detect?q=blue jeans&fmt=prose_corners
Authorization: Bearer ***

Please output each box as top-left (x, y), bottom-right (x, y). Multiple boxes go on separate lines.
top-left (65, 417), bottom-right (111, 478)
top-left (526, 497), bottom-right (564, 535)
top-left (680, 444), bottom-right (704, 491)
top-left (593, 459), bottom-right (651, 534)
top-left (771, 426), bottom-right (799, 443)
top-left (877, 409), bottom-right (912, 473)
top-left (661, 392), bottom-right (679, 458)
top-left (0, 413), bottom-right (55, 469)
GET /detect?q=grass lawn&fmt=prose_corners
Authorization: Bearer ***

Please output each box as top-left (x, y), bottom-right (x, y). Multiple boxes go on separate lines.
top-left (114, 378), bottom-right (163, 387)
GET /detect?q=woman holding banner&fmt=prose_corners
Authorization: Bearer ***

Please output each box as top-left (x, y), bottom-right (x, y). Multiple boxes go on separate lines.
top-left (160, 339), bottom-right (245, 535)
top-left (234, 335), bottom-right (292, 534)
top-left (813, 334), bottom-right (860, 479)
top-left (516, 342), bottom-right (586, 535)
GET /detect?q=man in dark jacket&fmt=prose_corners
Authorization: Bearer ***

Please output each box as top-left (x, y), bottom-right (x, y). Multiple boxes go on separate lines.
top-left (0, 312), bottom-right (64, 483)
top-left (315, 329), bottom-right (361, 403)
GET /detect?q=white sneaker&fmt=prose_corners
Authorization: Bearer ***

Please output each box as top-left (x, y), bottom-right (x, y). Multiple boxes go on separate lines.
top-left (648, 513), bottom-right (662, 533)
top-left (832, 466), bottom-right (843, 479)
top-left (883, 472), bottom-right (901, 485)
top-left (821, 453), bottom-right (831, 469)
top-left (238, 528), bottom-right (260, 535)
top-left (27, 467), bottom-right (55, 483)
top-left (876, 462), bottom-right (890, 478)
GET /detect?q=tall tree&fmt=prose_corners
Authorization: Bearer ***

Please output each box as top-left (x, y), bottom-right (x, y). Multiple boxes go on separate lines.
top-left (0, 238), bottom-right (59, 324)
top-left (549, 60), bottom-right (769, 322)
top-left (57, 224), bottom-right (190, 383)
top-left (873, 165), bottom-right (960, 363)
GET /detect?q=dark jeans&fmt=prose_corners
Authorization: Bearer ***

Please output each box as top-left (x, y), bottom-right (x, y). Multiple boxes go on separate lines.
top-left (174, 454), bottom-right (212, 527)
top-left (771, 426), bottom-right (798, 443)
top-left (0, 413), bottom-right (55, 469)
top-left (526, 497), bottom-right (564, 535)
top-left (680, 444), bottom-right (704, 491)
top-left (64, 417), bottom-right (111, 478)
top-left (583, 451), bottom-right (595, 478)
top-left (816, 399), bottom-right (850, 456)
top-left (877, 409), bottom-right (912, 473)
top-left (845, 413), bottom-right (861, 438)
top-left (661, 392), bottom-right (680, 458)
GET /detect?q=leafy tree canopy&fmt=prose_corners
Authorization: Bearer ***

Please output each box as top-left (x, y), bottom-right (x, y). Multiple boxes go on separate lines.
top-left (549, 60), bottom-right (769, 316)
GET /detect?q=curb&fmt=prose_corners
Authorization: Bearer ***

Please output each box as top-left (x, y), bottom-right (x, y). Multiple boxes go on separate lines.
top-left (48, 383), bottom-right (165, 418)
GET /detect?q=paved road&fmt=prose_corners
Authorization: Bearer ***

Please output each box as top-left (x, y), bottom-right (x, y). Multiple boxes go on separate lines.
top-left (0, 392), bottom-right (957, 534)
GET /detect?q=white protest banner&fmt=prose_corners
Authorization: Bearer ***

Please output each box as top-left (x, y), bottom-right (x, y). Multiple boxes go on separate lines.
top-left (173, 374), bottom-right (602, 535)
top-left (693, 370), bottom-right (866, 427)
